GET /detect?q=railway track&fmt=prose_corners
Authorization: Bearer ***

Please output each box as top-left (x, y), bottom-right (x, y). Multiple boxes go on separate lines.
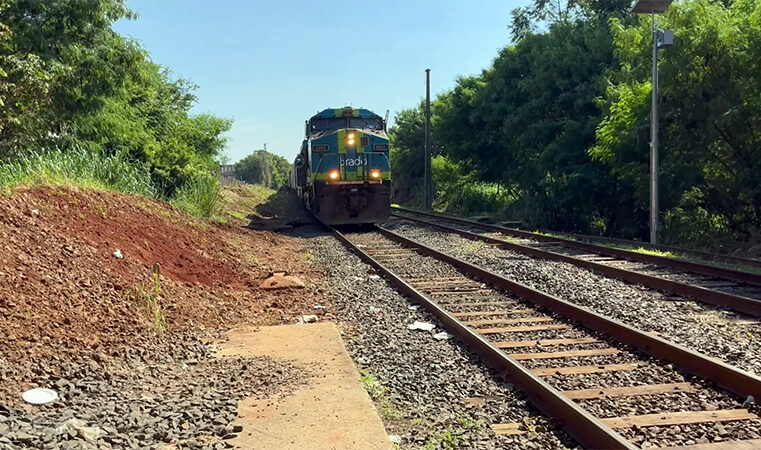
top-left (392, 206), bottom-right (761, 271)
top-left (327, 224), bottom-right (761, 449)
top-left (391, 207), bottom-right (761, 318)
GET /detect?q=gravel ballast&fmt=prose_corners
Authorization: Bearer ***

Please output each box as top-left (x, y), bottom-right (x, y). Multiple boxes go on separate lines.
top-left (0, 334), bottom-right (304, 450)
top-left (384, 219), bottom-right (761, 376)
top-left (297, 225), bottom-right (576, 449)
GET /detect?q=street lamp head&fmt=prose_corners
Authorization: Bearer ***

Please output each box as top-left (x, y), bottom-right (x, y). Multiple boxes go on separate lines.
top-left (657, 29), bottom-right (674, 48)
top-left (632, 0), bottom-right (673, 13)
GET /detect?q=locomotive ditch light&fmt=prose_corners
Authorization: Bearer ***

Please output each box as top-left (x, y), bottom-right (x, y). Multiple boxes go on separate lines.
top-left (329, 170), bottom-right (340, 180)
top-left (370, 170), bottom-right (381, 179)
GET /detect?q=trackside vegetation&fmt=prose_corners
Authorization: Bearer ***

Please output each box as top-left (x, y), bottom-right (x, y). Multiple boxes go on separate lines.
top-left (234, 150), bottom-right (291, 189)
top-left (0, 148), bottom-right (156, 197)
top-left (0, 1), bottom-right (230, 217)
top-left (390, 0), bottom-right (761, 252)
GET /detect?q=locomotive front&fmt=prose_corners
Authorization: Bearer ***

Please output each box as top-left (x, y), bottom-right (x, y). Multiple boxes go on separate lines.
top-left (292, 107), bottom-right (391, 225)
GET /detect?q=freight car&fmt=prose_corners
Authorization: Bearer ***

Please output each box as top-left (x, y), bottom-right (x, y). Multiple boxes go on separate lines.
top-left (289, 107), bottom-right (391, 225)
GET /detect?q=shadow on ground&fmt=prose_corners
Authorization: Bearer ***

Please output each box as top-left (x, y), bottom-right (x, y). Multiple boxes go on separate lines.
top-left (246, 187), bottom-right (315, 234)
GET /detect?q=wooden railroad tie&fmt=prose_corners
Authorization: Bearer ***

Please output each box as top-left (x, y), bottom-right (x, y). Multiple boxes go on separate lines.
top-left (508, 348), bottom-right (619, 361)
top-left (476, 324), bottom-right (570, 335)
top-left (491, 408), bottom-right (759, 436)
top-left (493, 337), bottom-right (599, 349)
top-left (531, 363), bottom-right (640, 376)
top-left (465, 316), bottom-right (554, 327)
top-left (451, 308), bottom-right (534, 318)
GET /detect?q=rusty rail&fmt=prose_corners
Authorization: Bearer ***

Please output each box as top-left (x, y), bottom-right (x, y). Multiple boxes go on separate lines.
top-left (392, 205), bottom-right (761, 273)
top-left (326, 220), bottom-right (761, 449)
top-left (392, 210), bottom-right (761, 318)
top-left (374, 225), bottom-right (761, 401)
top-left (326, 225), bottom-right (636, 449)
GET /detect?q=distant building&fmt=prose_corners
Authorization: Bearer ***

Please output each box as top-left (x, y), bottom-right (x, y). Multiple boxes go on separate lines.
top-left (219, 164), bottom-right (236, 177)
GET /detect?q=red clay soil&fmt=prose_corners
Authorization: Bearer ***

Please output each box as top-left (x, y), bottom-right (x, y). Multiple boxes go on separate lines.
top-left (0, 186), bottom-right (323, 370)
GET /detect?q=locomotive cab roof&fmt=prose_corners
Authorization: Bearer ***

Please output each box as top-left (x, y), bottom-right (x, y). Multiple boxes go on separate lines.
top-left (310, 107), bottom-right (382, 121)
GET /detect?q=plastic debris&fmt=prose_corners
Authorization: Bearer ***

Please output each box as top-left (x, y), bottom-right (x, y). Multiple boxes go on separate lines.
top-left (22, 388), bottom-right (58, 405)
top-left (743, 395), bottom-right (756, 407)
top-left (112, 249), bottom-right (124, 259)
top-left (408, 305), bottom-right (420, 311)
top-left (313, 304), bottom-right (326, 310)
top-left (369, 274), bottom-right (381, 280)
top-left (408, 321), bottom-right (435, 332)
top-left (433, 331), bottom-right (453, 341)
top-left (389, 435), bottom-right (402, 444)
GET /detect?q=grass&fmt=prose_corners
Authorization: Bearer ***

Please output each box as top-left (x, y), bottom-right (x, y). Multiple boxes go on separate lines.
top-left (360, 370), bottom-right (400, 421)
top-left (632, 246), bottom-right (675, 257)
top-left (606, 243), bottom-right (761, 275)
top-left (132, 271), bottom-right (167, 336)
top-left (215, 183), bottom-right (275, 223)
top-left (169, 175), bottom-right (221, 219)
top-left (0, 148), bottom-right (156, 197)
top-left (422, 417), bottom-right (484, 450)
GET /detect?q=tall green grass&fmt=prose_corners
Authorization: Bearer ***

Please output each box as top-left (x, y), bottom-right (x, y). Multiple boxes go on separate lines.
top-left (0, 148), bottom-right (156, 197)
top-left (169, 175), bottom-right (221, 218)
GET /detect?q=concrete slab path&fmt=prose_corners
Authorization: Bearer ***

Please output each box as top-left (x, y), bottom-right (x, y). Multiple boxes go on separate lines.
top-left (216, 322), bottom-right (392, 450)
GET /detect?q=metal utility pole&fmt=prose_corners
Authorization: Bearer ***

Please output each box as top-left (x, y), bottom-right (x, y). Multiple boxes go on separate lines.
top-left (424, 68), bottom-right (433, 210)
top-left (650, 12), bottom-right (659, 245)
top-left (633, 0), bottom-right (673, 244)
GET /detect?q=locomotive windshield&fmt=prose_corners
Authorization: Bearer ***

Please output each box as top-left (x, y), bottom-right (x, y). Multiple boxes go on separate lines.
top-left (311, 117), bottom-right (383, 132)
top-left (311, 118), bottom-right (345, 131)
top-left (349, 118), bottom-right (383, 130)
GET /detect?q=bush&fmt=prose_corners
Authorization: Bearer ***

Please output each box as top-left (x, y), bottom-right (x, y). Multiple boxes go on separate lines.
top-left (432, 155), bottom-right (515, 216)
top-left (169, 174), bottom-right (221, 218)
top-left (0, 148), bottom-right (156, 197)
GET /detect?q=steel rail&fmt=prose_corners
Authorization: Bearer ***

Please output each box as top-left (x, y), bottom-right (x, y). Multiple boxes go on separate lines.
top-left (325, 225), bottom-right (636, 449)
top-left (392, 205), bottom-right (761, 275)
top-left (534, 228), bottom-right (761, 270)
top-left (372, 225), bottom-right (761, 402)
top-left (392, 211), bottom-right (761, 318)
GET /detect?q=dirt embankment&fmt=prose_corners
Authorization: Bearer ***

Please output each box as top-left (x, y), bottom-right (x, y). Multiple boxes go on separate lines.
top-left (0, 185), bottom-right (322, 389)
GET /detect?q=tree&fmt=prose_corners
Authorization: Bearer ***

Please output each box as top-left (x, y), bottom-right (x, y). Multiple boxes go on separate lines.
top-left (235, 150), bottom-right (290, 189)
top-left (593, 0), bottom-right (761, 244)
top-left (388, 104), bottom-right (427, 206)
top-left (0, 0), bottom-right (233, 197)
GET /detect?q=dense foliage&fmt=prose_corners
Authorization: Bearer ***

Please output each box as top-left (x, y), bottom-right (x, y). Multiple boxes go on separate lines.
top-left (234, 150), bottom-right (291, 189)
top-left (390, 0), bottom-right (761, 249)
top-left (0, 0), bottom-right (231, 206)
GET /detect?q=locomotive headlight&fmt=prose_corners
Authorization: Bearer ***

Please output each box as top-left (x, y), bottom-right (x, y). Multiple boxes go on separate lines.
top-left (347, 132), bottom-right (355, 146)
top-left (329, 170), bottom-right (339, 180)
top-left (370, 170), bottom-right (381, 179)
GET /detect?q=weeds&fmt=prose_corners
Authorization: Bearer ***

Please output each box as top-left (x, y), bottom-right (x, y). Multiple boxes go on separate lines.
top-left (360, 370), bottom-right (400, 421)
top-left (422, 415), bottom-right (484, 449)
top-left (361, 370), bottom-right (385, 400)
top-left (132, 271), bottom-right (167, 336)
top-left (0, 148), bottom-right (156, 197)
top-left (170, 175), bottom-right (221, 218)
top-left (95, 203), bottom-right (108, 219)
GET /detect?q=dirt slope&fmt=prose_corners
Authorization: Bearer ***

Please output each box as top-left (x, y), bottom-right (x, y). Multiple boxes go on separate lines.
top-left (0, 186), bottom-right (322, 397)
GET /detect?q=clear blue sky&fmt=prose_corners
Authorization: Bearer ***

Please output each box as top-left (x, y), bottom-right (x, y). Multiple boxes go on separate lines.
top-left (115, 0), bottom-right (525, 163)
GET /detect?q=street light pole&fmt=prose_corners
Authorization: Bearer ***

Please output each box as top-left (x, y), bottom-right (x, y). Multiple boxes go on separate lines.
top-left (633, 0), bottom-right (673, 244)
top-left (424, 68), bottom-right (432, 210)
top-left (650, 11), bottom-right (659, 244)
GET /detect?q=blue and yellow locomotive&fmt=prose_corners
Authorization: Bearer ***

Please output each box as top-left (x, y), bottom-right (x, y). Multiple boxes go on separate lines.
top-left (289, 107), bottom-right (391, 225)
